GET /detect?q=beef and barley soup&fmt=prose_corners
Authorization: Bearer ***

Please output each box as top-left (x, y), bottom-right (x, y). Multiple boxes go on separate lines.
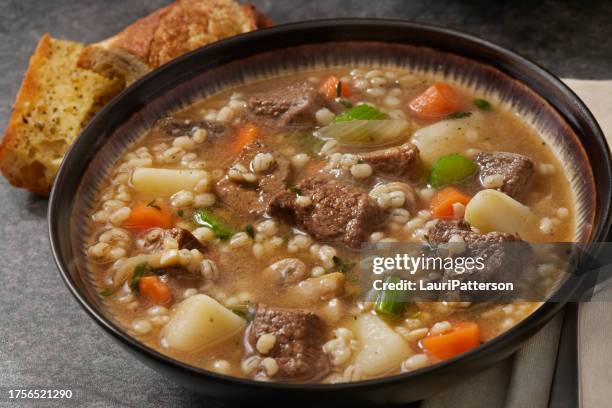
top-left (86, 67), bottom-right (574, 383)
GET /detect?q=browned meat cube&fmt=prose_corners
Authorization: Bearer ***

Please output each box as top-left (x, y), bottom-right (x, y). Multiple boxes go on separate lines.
top-left (358, 143), bottom-right (421, 179)
top-left (247, 82), bottom-right (321, 127)
top-left (475, 151), bottom-right (534, 199)
top-left (427, 219), bottom-right (521, 245)
top-left (215, 141), bottom-right (291, 215)
top-left (269, 176), bottom-right (385, 248)
top-left (249, 307), bottom-right (330, 380)
top-left (428, 220), bottom-right (532, 299)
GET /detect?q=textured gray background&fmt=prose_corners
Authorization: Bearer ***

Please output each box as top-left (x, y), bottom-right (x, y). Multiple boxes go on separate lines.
top-left (0, 0), bottom-right (611, 407)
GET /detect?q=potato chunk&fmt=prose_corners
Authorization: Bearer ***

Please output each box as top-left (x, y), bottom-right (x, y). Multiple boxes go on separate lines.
top-left (411, 114), bottom-right (481, 166)
top-left (131, 168), bottom-right (207, 196)
top-left (465, 189), bottom-right (535, 239)
top-left (162, 294), bottom-right (245, 352)
top-left (350, 313), bottom-right (412, 376)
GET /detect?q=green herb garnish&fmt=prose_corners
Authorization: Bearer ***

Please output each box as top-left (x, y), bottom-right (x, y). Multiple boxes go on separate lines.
top-left (177, 209), bottom-right (184, 217)
top-left (130, 262), bottom-right (148, 292)
top-left (147, 199), bottom-right (161, 211)
top-left (193, 208), bottom-right (234, 240)
top-left (245, 224), bottom-right (255, 239)
top-left (333, 104), bottom-right (388, 123)
top-left (289, 186), bottom-right (302, 196)
top-left (473, 98), bottom-right (492, 111)
top-left (332, 255), bottom-right (355, 274)
top-left (99, 289), bottom-right (113, 297)
top-left (447, 111), bottom-right (472, 120)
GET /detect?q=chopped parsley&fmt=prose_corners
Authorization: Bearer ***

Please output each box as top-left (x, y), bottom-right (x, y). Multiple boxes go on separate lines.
top-left (447, 111), bottom-right (472, 120)
top-left (130, 263), bottom-right (148, 292)
top-left (473, 98), bottom-right (492, 111)
top-left (177, 209), bottom-right (184, 217)
top-left (332, 255), bottom-right (355, 274)
top-left (289, 186), bottom-right (302, 196)
top-left (99, 289), bottom-right (113, 297)
top-left (192, 208), bottom-right (234, 240)
top-left (146, 199), bottom-right (161, 211)
top-left (245, 224), bottom-right (255, 239)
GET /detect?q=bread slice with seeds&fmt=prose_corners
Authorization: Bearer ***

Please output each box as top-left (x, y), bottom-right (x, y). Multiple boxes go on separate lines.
top-left (0, 34), bottom-right (122, 195)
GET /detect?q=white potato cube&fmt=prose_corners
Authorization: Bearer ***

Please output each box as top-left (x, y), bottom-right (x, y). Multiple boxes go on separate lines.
top-left (411, 114), bottom-right (481, 166)
top-left (131, 168), bottom-right (207, 197)
top-left (464, 189), bottom-right (535, 239)
top-left (162, 294), bottom-right (246, 352)
top-left (350, 313), bottom-right (412, 376)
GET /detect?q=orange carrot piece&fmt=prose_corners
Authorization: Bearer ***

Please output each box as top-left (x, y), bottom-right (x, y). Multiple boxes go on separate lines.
top-left (319, 75), bottom-right (351, 101)
top-left (409, 83), bottom-right (463, 119)
top-left (139, 276), bottom-right (172, 305)
top-left (230, 123), bottom-right (261, 155)
top-left (123, 202), bottom-right (173, 230)
top-left (421, 322), bottom-right (481, 360)
top-left (429, 186), bottom-right (471, 218)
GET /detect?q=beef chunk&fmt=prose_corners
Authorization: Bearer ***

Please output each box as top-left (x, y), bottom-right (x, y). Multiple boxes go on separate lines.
top-left (247, 82), bottom-right (321, 127)
top-left (428, 220), bottom-right (533, 300)
top-left (475, 152), bottom-right (534, 199)
top-left (358, 143), bottom-right (421, 179)
top-left (427, 219), bottom-right (520, 245)
top-left (249, 307), bottom-right (330, 380)
top-left (215, 141), bottom-right (291, 215)
top-left (269, 176), bottom-right (385, 248)
top-left (153, 117), bottom-right (231, 139)
top-left (140, 227), bottom-right (206, 253)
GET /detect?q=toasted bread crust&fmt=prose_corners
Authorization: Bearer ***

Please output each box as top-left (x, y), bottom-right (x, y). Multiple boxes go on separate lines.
top-left (0, 34), bottom-right (121, 195)
top-left (77, 0), bottom-right (270, 83)
top-left (0, 35), bottom-right (53, 194)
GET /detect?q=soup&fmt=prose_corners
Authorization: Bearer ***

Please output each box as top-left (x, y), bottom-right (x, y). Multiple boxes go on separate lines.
top-left (85, 67), bottom-right (574, 383)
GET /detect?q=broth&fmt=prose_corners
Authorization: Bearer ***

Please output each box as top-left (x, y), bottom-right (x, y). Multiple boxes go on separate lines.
top-left (85, 67), bottom-right (574, 383)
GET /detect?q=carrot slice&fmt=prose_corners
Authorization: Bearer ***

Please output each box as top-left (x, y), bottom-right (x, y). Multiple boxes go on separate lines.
top-left (421, 322), bottom-right (481, 360)
top-left (429, 186), bottom-right (471, 219)
top-left (139, 276), bottom-right (172, 305)
top-left (319, 75), bottom-right (351, 102)
top-left (123, 202), bottom-right (173, 230)
top-left (409, 83), bottom-right (463, 119)
top-left (230, 123), bottom-right (261, 155)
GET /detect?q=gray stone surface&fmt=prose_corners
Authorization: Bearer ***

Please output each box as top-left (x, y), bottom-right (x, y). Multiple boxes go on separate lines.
top-left (0, 0), bottom-right (610, 406)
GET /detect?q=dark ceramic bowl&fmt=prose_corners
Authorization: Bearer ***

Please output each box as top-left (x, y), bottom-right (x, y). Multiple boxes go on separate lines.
top-left (49, 19), bottom-right (612, 405)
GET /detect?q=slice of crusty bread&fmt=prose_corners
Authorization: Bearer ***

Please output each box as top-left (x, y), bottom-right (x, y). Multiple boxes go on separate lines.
top-left (78, 0), bottom-right (271, 85)
top-left (0, 34), bottom-right (122, 195)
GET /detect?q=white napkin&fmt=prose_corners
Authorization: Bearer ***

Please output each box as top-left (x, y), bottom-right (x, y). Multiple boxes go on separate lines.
top-left (568, 79), bottom-right (612, 408)
top-left (423, 79), bottom-right (612, 408)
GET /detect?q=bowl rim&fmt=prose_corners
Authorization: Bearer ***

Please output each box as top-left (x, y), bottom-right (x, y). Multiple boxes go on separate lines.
top-left (48, 18), bottom-right (612, 392)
